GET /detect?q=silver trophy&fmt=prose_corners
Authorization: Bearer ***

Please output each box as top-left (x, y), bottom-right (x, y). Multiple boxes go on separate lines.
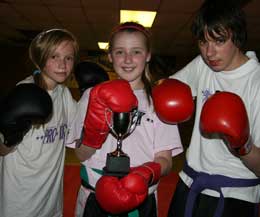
top-left (103, 108), bottom-right (139, 177)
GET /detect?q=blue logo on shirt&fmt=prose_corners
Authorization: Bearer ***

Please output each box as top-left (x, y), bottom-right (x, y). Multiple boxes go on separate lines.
top-left (36, 123), bottom-right (68, 145)
top-left (202, 88), bottom-right (213, 102)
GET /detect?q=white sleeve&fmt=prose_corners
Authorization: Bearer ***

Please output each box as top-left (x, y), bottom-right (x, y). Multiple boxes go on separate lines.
top-left (66, 89), bottom-right (91, 148)
top-left (249, 83), bottom-right (260, 148)
top-left (170, 55), bottom-right (204, 97)
top-left (153, 113), bottom-right (183, 157)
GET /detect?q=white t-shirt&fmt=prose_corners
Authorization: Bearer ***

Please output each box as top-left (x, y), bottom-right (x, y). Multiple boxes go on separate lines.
top-left (0, 76), bottom-right (78, 217)
top-left (67, 88), bottom-right (183, 190)
top-left (170, 51), bottom-right (260, 203)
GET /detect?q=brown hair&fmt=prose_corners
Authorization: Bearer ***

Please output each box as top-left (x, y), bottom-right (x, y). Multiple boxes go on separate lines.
top-left (109, 22), bottom-right (155, 105)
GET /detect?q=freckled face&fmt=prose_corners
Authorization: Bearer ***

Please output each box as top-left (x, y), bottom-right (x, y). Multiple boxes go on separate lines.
top-left (108, 31), bottom-right (151, 89)
top-left (42, 40), bottom-right (75, 90)
top-left (199, 31), bottom-right (244, 72)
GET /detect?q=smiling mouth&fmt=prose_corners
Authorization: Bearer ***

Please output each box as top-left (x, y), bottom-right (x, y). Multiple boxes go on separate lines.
top-left (122, 67), bottom-right (135, 72)
top-left (55, 72), bottom-right (67, 75)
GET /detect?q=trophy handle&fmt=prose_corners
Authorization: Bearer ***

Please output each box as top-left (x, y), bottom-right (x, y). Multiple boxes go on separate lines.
top-left (128, 108), bottom-right (139, 135)
top-left (105, 108), bottom-right (113, 131)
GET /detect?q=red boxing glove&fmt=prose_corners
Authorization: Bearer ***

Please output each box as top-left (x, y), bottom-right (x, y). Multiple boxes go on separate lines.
top-left (82, 79), bottom-right (138, 149)
top-left (200, 91), bottom-right (252, 156)
top-left (95, 162), bottom-right (161, 214)
top-left (152, 78), bottom-right (194, 124)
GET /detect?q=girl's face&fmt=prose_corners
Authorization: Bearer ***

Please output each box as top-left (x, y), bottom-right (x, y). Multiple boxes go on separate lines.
top-left (42, 40), bottom-right (75, 90)
top-left (108, 31), bottom-right (151, 89)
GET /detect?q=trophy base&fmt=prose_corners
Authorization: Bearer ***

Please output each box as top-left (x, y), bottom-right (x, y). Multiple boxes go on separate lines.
top-left (103, 152), bottom-right (130, 177)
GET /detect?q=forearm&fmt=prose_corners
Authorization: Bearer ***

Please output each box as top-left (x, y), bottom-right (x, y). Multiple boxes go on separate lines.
top-left (75, 142), bottom-right (96, 162)
top-left (154, 150), bottom-right (172, 176)
top-left (0, 143), bottom-right (16, 156)
top-left (240, 144), bottom-right (260, 177)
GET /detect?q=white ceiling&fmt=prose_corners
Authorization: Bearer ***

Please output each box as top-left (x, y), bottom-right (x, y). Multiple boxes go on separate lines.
top-left (0, 0), bottom-right (260, 61)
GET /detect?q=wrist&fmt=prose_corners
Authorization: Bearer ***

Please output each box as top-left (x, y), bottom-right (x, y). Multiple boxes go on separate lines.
top-left (75, 139), bottom-right (82, 149)
top-left (236, 137), bottom-right (253, 156)
top-left (132, 162), bottom-right (161, 185)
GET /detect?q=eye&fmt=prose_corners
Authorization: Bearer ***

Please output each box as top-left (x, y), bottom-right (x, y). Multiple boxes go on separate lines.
top-left (51, 55), bottom-right (58, 59)
top-left (133, 50), bottom-right (142, 55)
top-left (198, 40), bottom-right (207, 47)
top-left (66, 56), bottom-right (74, 61)
top-left (215, 38), bottom-right (226, 45)
top-left (114, 50), bottom-right (124, 56)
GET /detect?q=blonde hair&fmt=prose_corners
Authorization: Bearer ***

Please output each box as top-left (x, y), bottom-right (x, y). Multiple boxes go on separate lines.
top-left (29, 28), bottom-right (79, 89)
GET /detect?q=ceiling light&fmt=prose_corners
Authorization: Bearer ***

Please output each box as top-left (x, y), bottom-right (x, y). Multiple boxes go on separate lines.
top-left (120, 10), bottom-right (157, 28)
top-left (98, 42), bottom-right (109, 50)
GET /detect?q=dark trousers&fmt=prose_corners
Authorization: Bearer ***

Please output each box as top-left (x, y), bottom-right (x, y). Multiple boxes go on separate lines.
top-left (83, 192), bottom-right (157, 217)
top-left (167, 179), bottom-right (258, 217)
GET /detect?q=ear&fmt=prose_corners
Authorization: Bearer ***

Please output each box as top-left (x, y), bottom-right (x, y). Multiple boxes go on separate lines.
top-left (108, 53), bottom-right (112, 63)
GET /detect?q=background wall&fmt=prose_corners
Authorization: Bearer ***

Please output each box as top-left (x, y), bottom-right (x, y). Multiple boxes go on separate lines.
top-left (1, 44), bottom-right (33, 96)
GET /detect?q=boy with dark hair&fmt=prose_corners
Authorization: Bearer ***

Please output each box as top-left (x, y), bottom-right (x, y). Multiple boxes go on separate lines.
top-left (167, 1), bottom-right (260, 217)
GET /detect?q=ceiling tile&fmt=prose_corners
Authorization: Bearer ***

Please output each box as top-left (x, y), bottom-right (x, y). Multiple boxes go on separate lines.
top-left (13, 5), bottom-right (58, 27)
top-left (0, 0), bottom-right (259, 61)
top-left (41, 0), bottom-right (82, 7)
top-left (160, 0), bottom-right (202, 13)
top-left (121, 0), bottom-right (159, 10)
top-left (82, 0), bottom-right (119, 10)
top-left (49, 6), bottom-right (86, 24)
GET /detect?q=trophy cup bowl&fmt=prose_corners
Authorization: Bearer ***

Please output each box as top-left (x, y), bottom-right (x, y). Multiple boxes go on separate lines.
top-left (104, 109), bottom-right (138, 177)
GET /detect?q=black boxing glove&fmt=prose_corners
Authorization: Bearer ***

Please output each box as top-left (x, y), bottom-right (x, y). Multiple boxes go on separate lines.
top-left (0, 83), bottom-right (53, 147)
top-left (74, 61), bottom-right (109, 95)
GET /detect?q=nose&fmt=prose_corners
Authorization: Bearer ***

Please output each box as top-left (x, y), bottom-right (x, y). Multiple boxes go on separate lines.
top-left (205, 43), bottom-right (216, 58)
top-left (58, 58), bottom-right (66, 69)
top-left (124, 52), bottom-right (133, 64)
